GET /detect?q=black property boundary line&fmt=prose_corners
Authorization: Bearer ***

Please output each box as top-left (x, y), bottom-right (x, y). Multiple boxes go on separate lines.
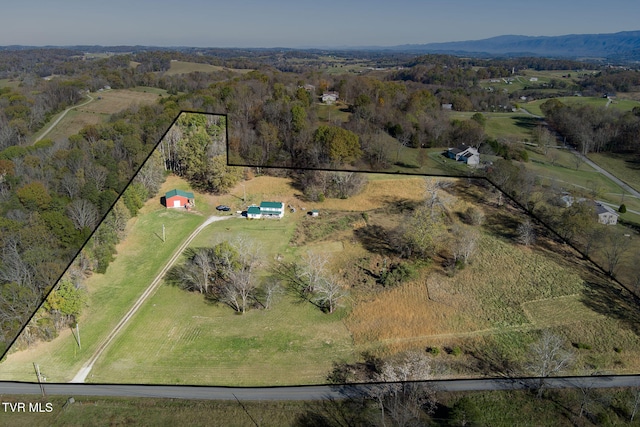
top-left (227, 158), bottom-right (639, 303)
top-left (2, 110), bottom-right (638, 384)
top-left (0, 110), bottom-right (225, 361)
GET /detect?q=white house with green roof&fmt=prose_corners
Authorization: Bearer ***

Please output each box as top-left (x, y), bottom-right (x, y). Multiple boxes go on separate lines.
top-left (246, 201), bottom-right (285, 219)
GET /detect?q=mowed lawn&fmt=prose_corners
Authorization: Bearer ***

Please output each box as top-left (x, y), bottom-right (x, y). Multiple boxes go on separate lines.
top-left (448, 111), bottom-right (539, 141)
top-left (525, 148), bottom-right (640, 217)
top-left (88, 181), bottom-right (355, 385)
top-left (90, 285), bottom-right (355, 386)
top-left (0, 179), bottom-right (207, 382)
top-left (588, 152), bottom-right (640, 194)
top-left (524, 96), bottom-right (640, 117)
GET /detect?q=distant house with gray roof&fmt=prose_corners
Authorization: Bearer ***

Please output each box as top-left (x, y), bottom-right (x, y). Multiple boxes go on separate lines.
top-left (447, 144), bottom-right (480, 166)
top-left (593, 201), bottom-right (619, 225)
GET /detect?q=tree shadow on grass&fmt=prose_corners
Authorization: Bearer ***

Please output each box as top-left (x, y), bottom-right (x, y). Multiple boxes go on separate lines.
top-left (580, 280), bottom-right (640, 336)
top-left (378, 196), bottom-right (421, 215)
top-left (624, 155), bottom-right (640, 171)
top-left (483, 211), bottom-right (521, 241)
top-left (354, 224), bottom-right (394, 255)
top-left (514, 116), bottom-right (544, 131)
top-left (447, 179), bottom-right (490, 205)
top-left (292, 396), bottom-right (372, 427)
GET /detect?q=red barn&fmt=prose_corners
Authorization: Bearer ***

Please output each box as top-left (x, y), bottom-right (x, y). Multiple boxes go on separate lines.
top-left (165, 189), bottom-right (194, 208)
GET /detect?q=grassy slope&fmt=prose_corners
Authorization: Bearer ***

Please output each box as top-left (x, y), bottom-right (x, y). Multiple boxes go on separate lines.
top-left (346, 184), bottom-right (640, 371)
top-left (448, 112), bottom-right (538, 141)
top-left (587, 152), bottom-right (640, 194)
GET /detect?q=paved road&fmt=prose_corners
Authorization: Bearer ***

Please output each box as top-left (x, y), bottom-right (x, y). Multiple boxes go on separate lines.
top-left (35, 93), bottom-right (95, 142)
top-left (598, 200), bottom-right (640, 216)
top-left (70, 214), bottom-right (235, 383)
top-left (578, 152), bottom-right (640, 198)
top-left (3, 375), bottom-right (640, 401)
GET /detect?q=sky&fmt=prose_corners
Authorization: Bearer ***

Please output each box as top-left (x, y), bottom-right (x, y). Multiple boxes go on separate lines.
top-left (2, 0), bottom-right (640, 48)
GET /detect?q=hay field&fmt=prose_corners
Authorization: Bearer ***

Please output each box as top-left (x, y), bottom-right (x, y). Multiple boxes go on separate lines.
top-left (32, 89), bottom-right (162, 143)
top-left (80, 89), bottom-right (160, 115)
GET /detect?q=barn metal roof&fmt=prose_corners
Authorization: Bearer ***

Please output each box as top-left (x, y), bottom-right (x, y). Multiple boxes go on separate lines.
top-left (165, 189), bottom-right (194, 199)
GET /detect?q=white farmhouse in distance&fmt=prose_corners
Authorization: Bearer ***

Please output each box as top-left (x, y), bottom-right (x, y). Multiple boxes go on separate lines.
top-left (593, 202), bottom-right (619, 225)
top-left (321, 91), bottom-right (339, 104)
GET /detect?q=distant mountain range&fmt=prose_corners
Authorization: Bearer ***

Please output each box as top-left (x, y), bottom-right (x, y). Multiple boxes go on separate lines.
top-left (2, 31), bottom-right (640, 61)
top-left (385, 31), bottom-right (640, 60)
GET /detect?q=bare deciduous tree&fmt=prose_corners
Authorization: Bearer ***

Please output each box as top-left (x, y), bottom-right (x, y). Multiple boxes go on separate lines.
top-left (631, 387), bottom-right (640, 422)
top-left (299, 251), bottom-right (329, 294)
top-left (601, 231), bottom-right (631, 277)
top-left (223, 267), bottom-right (256, 314)
top-left (262, 279), bottom-right (283, 310)
top-left (313, 275), bottom-right (348, 314)
top-left (367, 351), bottom-right (437, 426)
top-left (424, 179), bottom-right (449, 219)
top-left (59, 173), bottom-right (80, 199)
top-left (85, 165), bottom-right (108, 192)
top-left (517, 219), bottom-right (536, 246)
top-left (220, 237), bottom-right (262, 313)
top-left (66, 199), bottom-right (99, 230)
top-left (451, 224), bottom-right (479, 265)
top-left (526, 330), bottom-right (574, 397)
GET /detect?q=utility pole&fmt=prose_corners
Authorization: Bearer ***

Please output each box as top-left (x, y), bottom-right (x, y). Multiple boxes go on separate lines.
top-left (240, 182), bottom-right (246, 203)
top-left (162, 224), bottom-right (166, 243)
top-left (76, 323), bottom-right (81, 350)
top-left (33, 363), bottom-right (45, 397)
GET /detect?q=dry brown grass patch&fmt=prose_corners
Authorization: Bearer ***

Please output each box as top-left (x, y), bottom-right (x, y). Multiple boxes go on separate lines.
top-left (81, 90), bottom-right (160, 115)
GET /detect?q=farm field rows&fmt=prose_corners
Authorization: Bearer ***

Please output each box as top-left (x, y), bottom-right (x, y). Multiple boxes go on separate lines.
top-left (2, 174), bottom-right (639, 386)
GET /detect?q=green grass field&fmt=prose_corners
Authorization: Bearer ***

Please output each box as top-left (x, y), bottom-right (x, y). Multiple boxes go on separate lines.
top-left (588, 152), bottom-right (640, 194)
top-left (3, 387), bottom-right (638, 427)
top-left (316, 103), bottom-right (351, 124)
top-left (448, 112), bottom-right (540, 141)
top-left (90, 285), bottom-right (355, 386)
top-left (523, 96), bottom-right (640, 117)
top-left (0, 395), bottom-right (324, 427)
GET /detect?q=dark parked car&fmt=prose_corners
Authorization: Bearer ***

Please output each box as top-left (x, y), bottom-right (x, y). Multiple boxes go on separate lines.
top-left (216, 205), bottom-right (231, 211)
